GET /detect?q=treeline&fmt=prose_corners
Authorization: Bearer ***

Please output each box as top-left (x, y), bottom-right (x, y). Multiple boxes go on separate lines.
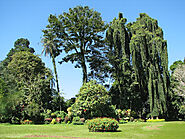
top-left (0, 6), bottom-right (184, 123)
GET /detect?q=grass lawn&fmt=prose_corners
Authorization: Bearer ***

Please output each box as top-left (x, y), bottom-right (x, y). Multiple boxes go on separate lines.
top-left (0, 121), bottom-right (184, 139)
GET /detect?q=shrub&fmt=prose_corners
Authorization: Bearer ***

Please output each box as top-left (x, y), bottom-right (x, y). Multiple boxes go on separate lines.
top-left (130, 111), bottom-right (137, 118)
top-left (53, 111), bottom-right (67, 121)
top-left (50, 118), bottom-right (57, 124)
top-left (11, 117), bottom-right (20, 124)
top-left (44, 118), bottom-right (52, 124)
top-left (41, 109), bottom-right (52, 119)
top-left (73, 116), bottom-right (80, 122)
top-left (134, 118), bottom-right (145, 122)
top-left (56, 117), bottom-right (61, 123)
top-left (71, 80), bottom-right (116, 119)
top-left (130, 117), bottom-right (134, 122)
top-left (87, 117), bottom-right (119, 132)
top-left (51, 113), bottom-right (57, 118)
top-left (22, 119), bottom-right (33, 124)
top-left (72, 116), bottom-right (84, 125)
top-left (64, 116), bottom-right (71, 124)
top-left (146, 119), bottom-right (165, 122)
top-left (119, 119), bottom-right (127, 124)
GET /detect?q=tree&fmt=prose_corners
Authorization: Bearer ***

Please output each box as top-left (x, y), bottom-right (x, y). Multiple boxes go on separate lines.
top-left (71, 80), bottom-right (116, 119)
top-left (0, 38), bottom-right (35, 97)
top-left (43, 6), bottom-right (107, 84)
top-left (168, 61), bottom-right (185, 119)
top-left (172, 64), bottom-right (185, 97)
top-left (127, 13), bottom-right (170, 118)
top-left (105, 13), bottom-right (139, 110)
top-left (170, 60), bottom-right (184, 73)
top-left (0, 38), bottom-right (36, 123)
top-left (7, 51), bottom-right (53, 122)
top-left (2, 38), bottom-right (35, 67)
top-left (42, 30), bottom-right (60, 94)
top-left (0, 78), bottom-right (8, 99)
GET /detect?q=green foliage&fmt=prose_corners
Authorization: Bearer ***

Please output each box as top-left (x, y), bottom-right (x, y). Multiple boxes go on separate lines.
top-left (119, 119), bottom-right (128, 124)
top-left (87, 118), bottom-right (119, 132)
top-left (64, 116), bottom-right (71, 124)
top-left (146, 119), bottom-right (165, 122)
top-left (2, 38), bottom-right (35, 67)
top-left (6, 51), bottom-right (53, 123)
top-left (42, 109), bottom-right (52, 119)
top-left (44, 118), bottom-right (52, 124)
top-left (128, 13), bottom-right (169, 118)
top-left (50, 118), bottom-right (57, 124)
top-left (0, 78), bottom-right (8, 99)
top-left (21, 120), bottom-right (33, 124)
top-left (134, 118), bottom-right (145, 122)
top-left (42, 110), bottom-right (67, 124)
top-left (41, 27), bottom-right (60, 94)
top-left (0, 91), bottom-right (23, 123)
top-left (72, 116), bottom-right (84, 125)
top-left (53, 111), bottom-right (67, 121)
top-left (43, 6), bottom-right (107, 83)
top-left (51, 113), bottom-right (57, 118)
top-left (170, 60), bottom-right (184, 73)
top-left (106, 13), bottom-right (137, 110)
top-left (65, 98), bottom-right (76, 108)
top-left (168, 61), bottom-right (185, 120)
top-left (71, 80), bottom-right (116, 119)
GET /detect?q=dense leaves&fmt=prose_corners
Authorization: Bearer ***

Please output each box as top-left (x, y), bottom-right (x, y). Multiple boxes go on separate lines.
top-left (42, 28), bottom-right (60, 94)
top-left (127, 13), bottom-right (169, 118)
top-left (7, 51), bottom-right (53, 122)
top-left (168, 61), bottom-right (185, 119)
top-left (87, 117), bottom-right (119, 132)
top-left (43, 6), bottom-right (107, 83)
top-left (71, 80), bottom-right (116, 119)
top-left (106, 13), bottom-right (140, 111)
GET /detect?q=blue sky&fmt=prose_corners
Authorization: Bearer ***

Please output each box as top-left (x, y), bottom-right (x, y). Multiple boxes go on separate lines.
top-left (1, 0), bottom-right (185, 99)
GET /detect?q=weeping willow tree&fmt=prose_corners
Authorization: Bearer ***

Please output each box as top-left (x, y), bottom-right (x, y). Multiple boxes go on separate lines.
top-left (127, 13), bottom-right (170, 118)
top-left (105, 13), bottom-right (141, 110)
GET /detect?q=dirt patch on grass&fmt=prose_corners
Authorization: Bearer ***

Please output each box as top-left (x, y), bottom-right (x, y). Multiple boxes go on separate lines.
top-left (145, 125), bottom-right (163, 130)
top-left (24, 135), bottom-right (90, 138)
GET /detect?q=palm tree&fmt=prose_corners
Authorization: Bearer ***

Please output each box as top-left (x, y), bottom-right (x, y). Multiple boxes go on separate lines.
top-left (41, 34), bottom-right (60, 96)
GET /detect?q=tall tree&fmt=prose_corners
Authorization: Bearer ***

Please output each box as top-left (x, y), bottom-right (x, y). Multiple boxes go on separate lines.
top-left (127, 13), bottom-right (170, 118)
top-left (168, 61), bottom-right (185, 119)
top-left (2, 38), bottom-right (35, 67)
top-left (105, 13), bottom-right (135, 109)
top-left (41, 31), bottom-right (60, 94)
top-left (0, 38), bottom-right (35, 105)
top-left (7, 51), bottom-right (53, 122)
top-left (171, 63), bottom-right (185, 98)
top-left (43, 6), bottom-right (107, 84)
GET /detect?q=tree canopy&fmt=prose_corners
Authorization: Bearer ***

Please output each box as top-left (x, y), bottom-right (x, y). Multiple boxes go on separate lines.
top-left (7, 51), bottom-right (53, 122)
top-left (43, 6), bottom-right (107, 84)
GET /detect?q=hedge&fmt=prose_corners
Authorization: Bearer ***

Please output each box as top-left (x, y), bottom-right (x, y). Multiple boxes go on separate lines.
top-left (87, 117), bottom-right (119, 132)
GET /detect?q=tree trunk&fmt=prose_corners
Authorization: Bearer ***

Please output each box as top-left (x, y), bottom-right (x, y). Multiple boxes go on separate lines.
top-left (80, 42), bottom-right (87, 84)
top-left (52, 56), bottom-right (60, 94)
top-left (81, 60), bottom-right (87, 84)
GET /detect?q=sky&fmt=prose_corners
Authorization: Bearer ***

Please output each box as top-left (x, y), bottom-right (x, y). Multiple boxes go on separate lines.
top-left (1, 0), bottom-right (185, 99)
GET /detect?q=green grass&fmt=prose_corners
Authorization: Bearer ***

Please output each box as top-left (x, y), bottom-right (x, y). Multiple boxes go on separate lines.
top-left (0, 121), bottom-right (184, 139)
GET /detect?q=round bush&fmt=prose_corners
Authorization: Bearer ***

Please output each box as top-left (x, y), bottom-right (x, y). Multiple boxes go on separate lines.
top-left (71, 80), bottom-right (116, 119)
top-left (87, 118), bottom-right (119, 132)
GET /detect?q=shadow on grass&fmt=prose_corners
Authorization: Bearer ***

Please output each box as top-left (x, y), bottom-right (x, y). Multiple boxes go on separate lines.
top-left (89, 130), bottom-right (122, 132)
